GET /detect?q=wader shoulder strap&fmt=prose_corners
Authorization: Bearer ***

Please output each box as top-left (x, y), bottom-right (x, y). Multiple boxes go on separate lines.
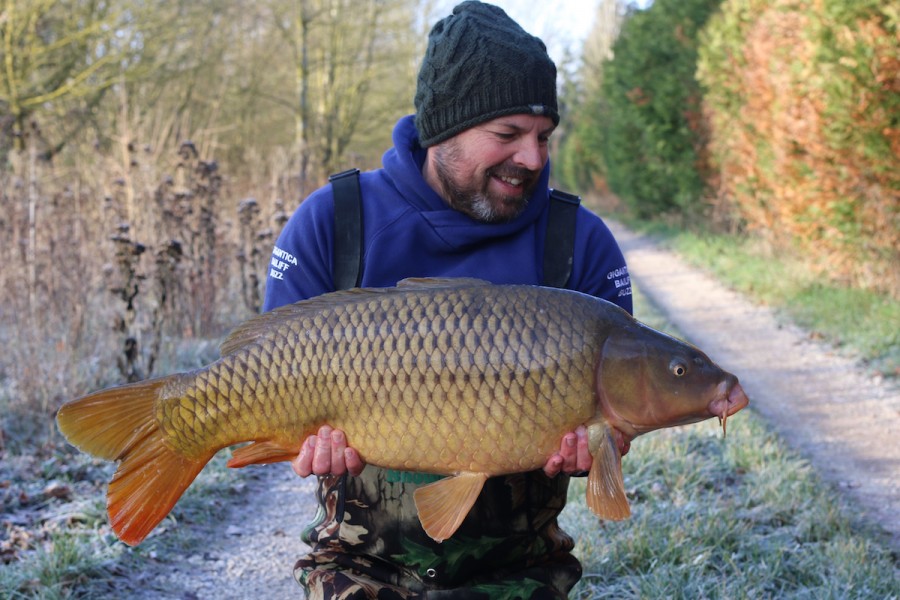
top-left (543, 189), bottom-right (581, 289)
top-left (330, 169), bottom-right (580, 291)
top-left (330, 168), bottom-right (363, 290)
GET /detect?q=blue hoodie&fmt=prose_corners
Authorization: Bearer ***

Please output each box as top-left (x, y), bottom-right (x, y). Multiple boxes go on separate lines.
top-left (263, 115), bottom-right (631, 313)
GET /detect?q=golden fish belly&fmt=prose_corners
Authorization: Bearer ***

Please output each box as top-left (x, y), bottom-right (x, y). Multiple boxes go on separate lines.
top-left (157, 284), bottom-right (605, 472)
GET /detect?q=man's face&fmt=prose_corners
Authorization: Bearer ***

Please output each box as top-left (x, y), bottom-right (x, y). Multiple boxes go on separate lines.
top-left (429, 114), bottom-right (556, 223)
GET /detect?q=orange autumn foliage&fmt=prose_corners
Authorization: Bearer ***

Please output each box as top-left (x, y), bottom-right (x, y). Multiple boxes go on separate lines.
top-left (699, 0), bottom-right (899, 296)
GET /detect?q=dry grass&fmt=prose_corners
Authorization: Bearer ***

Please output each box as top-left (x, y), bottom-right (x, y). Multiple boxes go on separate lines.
top-left (0, 140), bottom-right (282, 452)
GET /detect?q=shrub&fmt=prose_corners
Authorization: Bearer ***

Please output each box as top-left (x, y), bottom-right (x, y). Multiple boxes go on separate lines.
top-left (698, 0), bottom-right (900, 296)
top-left (598, 0), bottom-right (724, 218)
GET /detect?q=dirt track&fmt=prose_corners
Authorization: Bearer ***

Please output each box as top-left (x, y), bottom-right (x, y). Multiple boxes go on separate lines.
top-left (126, 223), bottom-right (900, 598)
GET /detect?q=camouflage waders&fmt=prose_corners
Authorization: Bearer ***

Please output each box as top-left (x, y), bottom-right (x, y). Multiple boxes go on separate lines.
top-left (295, 467), bottom-right (581, 599)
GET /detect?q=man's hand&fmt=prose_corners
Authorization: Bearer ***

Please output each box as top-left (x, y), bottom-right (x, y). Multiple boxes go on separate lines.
top-left (293, 424), bottom-right (594, 479)
top-left (292, 425), bottom-right (365, 477)
top-left (542, 425), bottom-right (593, 477)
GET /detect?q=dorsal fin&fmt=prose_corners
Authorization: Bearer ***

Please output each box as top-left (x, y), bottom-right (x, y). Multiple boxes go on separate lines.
top-left (219, 305), bottom-right (300, 357)
top-left (221, 278), bottom-right (492, 356)
top-left (219, 291), bottom-right (377, 356)
top-left (396, 277), bottom-right (490, 289)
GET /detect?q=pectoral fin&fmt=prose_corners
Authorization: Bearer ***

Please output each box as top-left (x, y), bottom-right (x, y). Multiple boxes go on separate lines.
top-left (586, 423), bottom-right (631, 520)
top-left (413, 472), bottom-right (488, 542)
top-left (227, 440), bottom-right (301, 468)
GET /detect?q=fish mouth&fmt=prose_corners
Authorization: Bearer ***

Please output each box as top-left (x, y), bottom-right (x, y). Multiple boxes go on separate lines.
top-left (707, 380), bottom-right (750, 435)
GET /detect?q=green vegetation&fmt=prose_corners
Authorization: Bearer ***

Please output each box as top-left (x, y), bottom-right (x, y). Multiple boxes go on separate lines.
top-left (697, 0), bottom-right (899, 296)
top-left (560, 0), bottom-right (899, 297)
top-left (565, 0), bottom-right (722, 218)
top-left (562, 287), bottom-right (900, 598)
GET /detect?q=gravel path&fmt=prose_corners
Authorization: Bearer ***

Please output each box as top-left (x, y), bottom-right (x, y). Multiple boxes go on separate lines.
top-left (127, 471), bottom-right (317, 600)
top-left (125, 223), bottom-right (900, 598)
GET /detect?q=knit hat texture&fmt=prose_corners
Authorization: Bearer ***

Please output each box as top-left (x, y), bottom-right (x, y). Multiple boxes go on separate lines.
top-left (414, 1), bottom-right (559, 147)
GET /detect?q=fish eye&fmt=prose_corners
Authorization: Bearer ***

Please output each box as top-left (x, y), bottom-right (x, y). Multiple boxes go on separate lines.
top-left (669, 360), bottom-right (688, 377)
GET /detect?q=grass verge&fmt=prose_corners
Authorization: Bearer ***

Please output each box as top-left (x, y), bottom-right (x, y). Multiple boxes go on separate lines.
top-left (560, 287), bottom-right (900, 599)
top-left (564, 412), bottom-right (900, 599)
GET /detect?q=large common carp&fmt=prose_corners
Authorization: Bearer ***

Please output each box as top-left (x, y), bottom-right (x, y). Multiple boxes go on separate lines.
top-left (57, 278), bottom-right (748, 546)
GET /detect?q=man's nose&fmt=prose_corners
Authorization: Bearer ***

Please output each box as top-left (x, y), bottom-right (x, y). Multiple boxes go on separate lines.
top-left (512, 137), bottom-right (545, 171)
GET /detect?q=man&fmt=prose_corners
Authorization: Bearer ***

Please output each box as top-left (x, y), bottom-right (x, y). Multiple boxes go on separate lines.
top-left (263, 2), bottom-right (632, 598)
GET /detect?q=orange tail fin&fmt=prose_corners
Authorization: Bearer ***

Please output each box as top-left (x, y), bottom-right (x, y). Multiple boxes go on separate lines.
top-left (56, 378), bottom-right (213, 546)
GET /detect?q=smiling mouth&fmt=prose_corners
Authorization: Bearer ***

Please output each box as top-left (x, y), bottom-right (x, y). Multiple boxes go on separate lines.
top-left (498, 175), bottom-right (524, 187)
top-left (489, 166), bottom-right (535, 192)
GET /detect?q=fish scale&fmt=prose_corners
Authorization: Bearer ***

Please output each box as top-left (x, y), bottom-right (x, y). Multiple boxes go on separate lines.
top-left (56, 278), bottom-right (749, 545)
top-left (190, 283), bottom-right (599, 472)
top-left (216, 282), bottom-right (590, 469)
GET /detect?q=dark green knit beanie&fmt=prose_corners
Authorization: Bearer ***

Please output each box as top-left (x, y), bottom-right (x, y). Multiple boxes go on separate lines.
top-left (414, 1), bottom-right (559, 148)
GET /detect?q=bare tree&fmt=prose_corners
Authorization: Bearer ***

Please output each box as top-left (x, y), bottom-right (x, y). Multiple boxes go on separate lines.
top-left (266, 0), bottom-right (419, 193)
top-left (582, 0), bottom-right (629, 92)
top-left (0, 0), bottom-right (140, 163)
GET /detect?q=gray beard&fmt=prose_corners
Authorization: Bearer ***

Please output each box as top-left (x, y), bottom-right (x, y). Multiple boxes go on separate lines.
top-left (432, 142), bottom-right (536, 224)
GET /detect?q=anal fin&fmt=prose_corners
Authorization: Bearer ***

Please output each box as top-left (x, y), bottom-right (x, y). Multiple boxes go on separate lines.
top-left (227, 440), bottom-right (301, 468)
top-left (413, 472), bottom-right (488, 542)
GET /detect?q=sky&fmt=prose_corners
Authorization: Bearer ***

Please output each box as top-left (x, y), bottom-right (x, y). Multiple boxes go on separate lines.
top-left (423, 1), bottom-right (655, 72)
top-left (429, 1), bottom-right (653, 66)
top-left (469, 0), bottom-right (601, 64)
top-left (494, 0), bottom-right (600, 62)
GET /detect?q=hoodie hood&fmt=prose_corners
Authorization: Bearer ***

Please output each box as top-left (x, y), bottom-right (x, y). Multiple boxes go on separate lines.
top-left (381, 115), bottom-right (551, 252)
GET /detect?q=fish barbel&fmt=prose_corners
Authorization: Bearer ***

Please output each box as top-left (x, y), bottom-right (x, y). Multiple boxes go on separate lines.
top-left (56, 278), bottom-right (748, 545)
